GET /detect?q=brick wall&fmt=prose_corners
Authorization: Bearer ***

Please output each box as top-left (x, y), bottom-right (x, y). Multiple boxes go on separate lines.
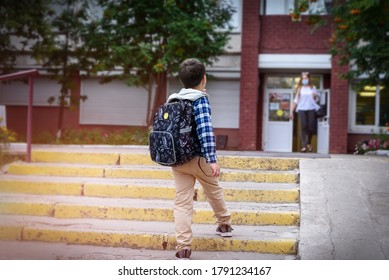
top-left (259, 15), bottom-right (331, 54)
top-left (239, 0), bottom-right (260, 150)
top-left (330, 55), bottom-right (349, 153)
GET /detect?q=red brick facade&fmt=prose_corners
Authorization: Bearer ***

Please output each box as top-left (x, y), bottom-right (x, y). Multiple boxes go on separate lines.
top-left (259, 15), bottom-right (331, 54)
top-left (239, 6), bottom-right (349, 154)
top-left (330, 55), bottom-right (349, 153)
top-left (239, 0), bottom-right (260, 150)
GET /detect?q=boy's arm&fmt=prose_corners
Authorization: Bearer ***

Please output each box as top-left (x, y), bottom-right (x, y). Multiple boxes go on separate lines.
top-left (193, 96), bottom-right (217, 164)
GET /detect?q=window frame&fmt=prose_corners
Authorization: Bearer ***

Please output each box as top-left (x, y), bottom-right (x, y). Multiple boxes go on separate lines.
top-left (349, 84), bottom-right (386, 134)
top-left (260, 0), bottom-right (331, 15)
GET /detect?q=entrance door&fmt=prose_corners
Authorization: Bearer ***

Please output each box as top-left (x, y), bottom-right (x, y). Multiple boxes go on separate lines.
top-left (263, 89), bottom-right (293, 152)
top-left (317, 89), bottom-right (330, 154)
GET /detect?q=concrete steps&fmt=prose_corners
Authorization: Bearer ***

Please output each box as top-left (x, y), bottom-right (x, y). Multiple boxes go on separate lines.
top-left (6, 162), bottom-right (300, 183)
top-left (0, 175), bottom-right (300, 203)
top-left (0, 193), bottom-right (299, 225)
top-left (0, 215), bottom-right (298, 255)
top-left (0, 148), bottom-right (301, 259)
top-left (31, 150), bottom-right (300, 170)
top-left (0, 240), bottom-right (296, 260)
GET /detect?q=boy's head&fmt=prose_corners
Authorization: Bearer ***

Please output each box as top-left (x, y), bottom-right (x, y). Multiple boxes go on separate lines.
top-left (178, 58), bottom-right (206, 89)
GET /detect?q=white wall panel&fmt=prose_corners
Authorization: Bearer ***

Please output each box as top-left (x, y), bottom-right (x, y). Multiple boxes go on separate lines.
top-left (0, 105), bottom-right (6, 127)
top-left (0, 77), bottom-right (61, 106)
top-left (259, 54), bottom-right (331, 69)
top-left (80, 79), bottom-right (148, 126)
top-left (168, 78), bottom-right (240, 129)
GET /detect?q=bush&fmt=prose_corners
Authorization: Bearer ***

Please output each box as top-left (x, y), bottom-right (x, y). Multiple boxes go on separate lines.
top-left (32, 127), bottom-right (149, 146)
top-left (0, 117), bottom-right (17, 148)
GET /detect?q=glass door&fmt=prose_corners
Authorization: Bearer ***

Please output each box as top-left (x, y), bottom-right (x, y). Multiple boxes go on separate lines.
top-left (263, 74), bottom-right (324, 152)
top-left (263, 77), bottom-right (294, 152)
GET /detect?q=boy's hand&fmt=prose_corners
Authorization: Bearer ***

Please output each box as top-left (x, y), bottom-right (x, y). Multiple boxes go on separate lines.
top-left (210, 163), bottom-right (220, 177)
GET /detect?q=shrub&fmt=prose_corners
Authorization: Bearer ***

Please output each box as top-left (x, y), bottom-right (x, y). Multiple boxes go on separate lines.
top-left (0, 117), bottom-right (17, 148)
top-left (31, 127), bottom-right (149, 146)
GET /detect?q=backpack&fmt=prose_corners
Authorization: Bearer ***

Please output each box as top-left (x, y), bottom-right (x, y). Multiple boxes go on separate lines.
top-left (149, 99), bottom-right (198, 166)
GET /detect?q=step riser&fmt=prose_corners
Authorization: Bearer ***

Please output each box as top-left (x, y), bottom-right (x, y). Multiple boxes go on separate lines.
top-left (0, 180), bottom-right (300, 203)
top-left (32, 151), bottom-right (120, 165)
top-left (0, 203), bottom-right (300, 226)
top-left (0, 226), bottom-right (297, 255)
top-left (218, 157), bottom-right (299, 171)
top-left (7, 165), bottom-right (299, 184)
top-left (31, 151), bottom-right (299, 171)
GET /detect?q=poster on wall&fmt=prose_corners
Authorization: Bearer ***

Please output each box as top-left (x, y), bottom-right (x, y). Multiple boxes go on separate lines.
top-left (268, 93), bottom-right (291, 122)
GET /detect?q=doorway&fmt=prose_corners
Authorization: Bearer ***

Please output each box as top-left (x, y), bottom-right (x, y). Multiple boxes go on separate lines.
top-left (263, 74), bottom-right (324, 152)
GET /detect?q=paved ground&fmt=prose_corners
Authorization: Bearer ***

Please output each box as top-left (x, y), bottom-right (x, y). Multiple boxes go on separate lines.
top-left (2, 144), bottom-right (389, 260)
top-left (299, 154), bottom-right (389, 260)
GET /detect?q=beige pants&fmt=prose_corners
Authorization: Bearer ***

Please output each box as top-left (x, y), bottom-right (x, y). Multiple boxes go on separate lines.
top-left (172, 156), bottom-right (231, 251)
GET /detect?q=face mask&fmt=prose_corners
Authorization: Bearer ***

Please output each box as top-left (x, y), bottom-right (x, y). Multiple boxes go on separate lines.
top-left (302, 79), bottom-right (309, 85)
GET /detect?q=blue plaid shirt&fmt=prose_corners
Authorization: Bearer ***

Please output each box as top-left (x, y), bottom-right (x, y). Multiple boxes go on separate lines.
top-left (193, 96), bottom-right (217, 163)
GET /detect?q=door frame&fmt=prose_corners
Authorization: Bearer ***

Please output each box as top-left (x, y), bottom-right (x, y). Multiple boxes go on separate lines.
top-left (262, 88), bottom-right (294, 152)
top-left (262, 74), bottom-right (324, 152)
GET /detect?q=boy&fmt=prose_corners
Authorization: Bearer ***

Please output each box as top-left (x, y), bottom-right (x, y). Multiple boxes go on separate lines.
top-left (167, 58), bottom-right (232, 259)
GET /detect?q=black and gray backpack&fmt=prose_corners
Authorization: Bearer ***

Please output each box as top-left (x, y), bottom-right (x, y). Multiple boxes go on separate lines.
top-left (149, 99), bottom-right (199, 166)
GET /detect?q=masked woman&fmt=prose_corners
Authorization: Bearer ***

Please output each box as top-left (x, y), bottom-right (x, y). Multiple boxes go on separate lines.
top-left (290, 72), bottom-right (320, 152)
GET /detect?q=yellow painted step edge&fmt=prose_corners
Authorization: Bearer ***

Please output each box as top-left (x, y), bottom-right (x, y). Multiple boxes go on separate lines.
top-left (218, 156), bottom-right (299, 171)
top-left (0, 226), bottom-right (296, 255)
top-left (0, 203), bottom-right (300, 226)
top-left (0, 180), bottom-right (300, 203)
top-left (32, 151), bottom-right (120, 165)
top-left (0, 180), bottom-right (82, 196)
top-left (32, 151), bottom-right (299, 171)
top-left (7, 164), bottom-right (299, 183)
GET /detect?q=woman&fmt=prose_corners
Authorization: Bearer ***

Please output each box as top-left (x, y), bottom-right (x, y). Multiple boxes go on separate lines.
top-left (290, 72), bottom-right (320, 152)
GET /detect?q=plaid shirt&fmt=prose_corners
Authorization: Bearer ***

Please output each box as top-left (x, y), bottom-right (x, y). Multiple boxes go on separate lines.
top-left (193, 96), bottom-right (217, 163)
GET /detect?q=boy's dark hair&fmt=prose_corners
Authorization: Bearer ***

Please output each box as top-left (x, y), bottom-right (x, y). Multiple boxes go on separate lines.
top-left (178, 58), bottom-right (205, 89)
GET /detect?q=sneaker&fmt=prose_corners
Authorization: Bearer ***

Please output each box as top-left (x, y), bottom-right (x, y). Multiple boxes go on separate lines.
top-left (175, 249), bottom-right (191, 260)
top-left (216, 224), bottom-right (233, 237)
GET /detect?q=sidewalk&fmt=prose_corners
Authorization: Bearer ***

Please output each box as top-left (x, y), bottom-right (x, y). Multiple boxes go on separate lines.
top-left (4, 144), bottom-right (389, 259)
top-left (299, 155), bottom-right (389, 259)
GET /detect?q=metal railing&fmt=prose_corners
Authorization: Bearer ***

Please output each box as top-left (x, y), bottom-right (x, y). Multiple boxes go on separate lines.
top-left (0, 69), bottom-right (39, 162)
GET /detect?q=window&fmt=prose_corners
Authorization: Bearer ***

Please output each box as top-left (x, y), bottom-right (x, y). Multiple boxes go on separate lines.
top-left (266, 75), bottom-right (322, 90)
top-left (379, 86), bottom-right (389, 127)
top-left (228, 0), bottom-right (242, 33)
top-left (350, 85), bottom-right (389, 132)
top-left (260, 0), bottom-right (332, 15)
top-left (267, 77), bottom-right (293, 89)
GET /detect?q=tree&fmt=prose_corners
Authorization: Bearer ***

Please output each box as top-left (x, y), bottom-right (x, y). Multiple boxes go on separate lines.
top-left (328, 0), bottom-right (389, 89)
top-left (34, 0), bottom-right (96, 139)
top-left (87, 0), bottom-right (235, 126)
top-left (0, 0), bottom-right (51, 74)
top-left (1, 0), bottom-right (97, 139)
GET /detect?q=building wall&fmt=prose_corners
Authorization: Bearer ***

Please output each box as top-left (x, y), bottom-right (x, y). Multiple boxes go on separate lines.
top-left (4, 75), bottom-right (81, 138)
top-left (1, 1), bottom-right (364, 154)
top-left (239, 0), bottom-right (260, 150)
top-left (330, 55), bottom-right (349, 154)
top-left (253, 13), bottom-right (337, 152)
top-left (259, 15), bottom-right (331, 54)
top-left (6, 105), bottom-right (79, 139)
